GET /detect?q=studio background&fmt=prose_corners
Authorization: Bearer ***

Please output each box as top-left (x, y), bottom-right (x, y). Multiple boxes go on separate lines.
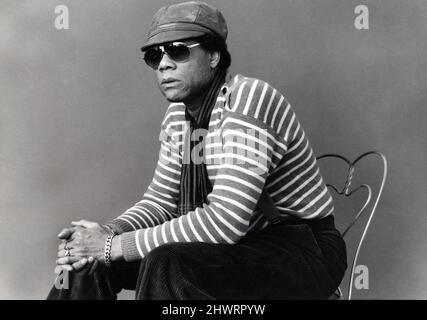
top-left (1, 0), bottom-right (426, 299)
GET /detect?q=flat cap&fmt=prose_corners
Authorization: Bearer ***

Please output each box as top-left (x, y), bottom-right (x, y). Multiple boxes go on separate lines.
top-left (141, 1), bottom-right (228, 51)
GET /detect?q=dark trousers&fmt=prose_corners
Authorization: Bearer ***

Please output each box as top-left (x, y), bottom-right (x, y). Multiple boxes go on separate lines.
top-left (47, 215), bottom-right (347, 300)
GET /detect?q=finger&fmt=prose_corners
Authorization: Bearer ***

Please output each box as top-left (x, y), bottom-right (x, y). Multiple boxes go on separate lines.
top-left (71, 220), bottom-right (98, 229)
top-left (57, 256), bottom-right (81, 265)
top-left (54, 265), bottom-right (74, 275)
top-left (57, 241), bottom-right (75, 252)
top-left (57, 249), bottom-right (66, 258)
top-left (72, 258), bottom-right (88, 272)
top-left (57, 241), bottom-right (71, 251)
top-left (56, 264), bottom-right (73, 272)
top-left (57, 227), bottom-right (76, 239)
top-left (78, 257), bottom-right (95, 275)
top-left (54, 265), bottom-right (66, 275)
top-left (88, 259), bottom-right (99, 276)
top-left (57, 249), bottom-right (75, 259)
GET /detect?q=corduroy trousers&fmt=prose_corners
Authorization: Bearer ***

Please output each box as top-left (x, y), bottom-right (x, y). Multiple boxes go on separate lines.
top-left (47, 215), bottom-right (347, 300)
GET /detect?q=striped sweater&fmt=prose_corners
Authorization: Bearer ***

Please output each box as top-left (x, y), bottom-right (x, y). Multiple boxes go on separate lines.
top-left (107, 74), bottom-right (334, 262)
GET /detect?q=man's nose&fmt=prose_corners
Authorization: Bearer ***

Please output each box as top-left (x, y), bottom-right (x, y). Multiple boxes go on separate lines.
top-left (158, 52), bottom-right (176, 71)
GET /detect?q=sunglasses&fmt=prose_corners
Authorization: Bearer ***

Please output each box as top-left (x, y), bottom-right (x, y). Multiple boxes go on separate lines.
top-left (143, 42), bottom-right (202, 69)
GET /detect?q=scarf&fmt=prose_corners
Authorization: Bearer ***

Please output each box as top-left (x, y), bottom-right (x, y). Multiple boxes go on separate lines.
top-left (177, 68), bottom-right (227, 216)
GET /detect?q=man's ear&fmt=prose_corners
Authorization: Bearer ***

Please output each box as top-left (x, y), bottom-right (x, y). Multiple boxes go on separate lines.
top-left (210, 51), bottom-right (221, 69)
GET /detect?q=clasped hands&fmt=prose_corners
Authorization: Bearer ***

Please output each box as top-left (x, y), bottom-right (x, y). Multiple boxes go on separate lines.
top-left (55, 220), bottom-right (113, 275)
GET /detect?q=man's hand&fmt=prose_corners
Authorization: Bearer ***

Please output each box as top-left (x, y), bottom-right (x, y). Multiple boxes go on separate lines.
top-left (57, 226), bottom-right (76, 241)
top-left (57, 226), bottom-right (93, 273)
top-left (56, 220), bottom-right (111, 274)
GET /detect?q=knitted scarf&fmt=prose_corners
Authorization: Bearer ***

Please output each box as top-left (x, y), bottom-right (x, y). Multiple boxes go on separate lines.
top-left (177, 68), bottom-right (227, 216)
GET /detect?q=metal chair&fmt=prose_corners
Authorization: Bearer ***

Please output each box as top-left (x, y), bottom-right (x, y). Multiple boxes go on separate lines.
top-left (316, 151), bottom-right (388, 300)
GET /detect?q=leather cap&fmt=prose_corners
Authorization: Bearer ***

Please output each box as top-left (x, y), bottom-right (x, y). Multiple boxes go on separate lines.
top-left (141, 1), bottom-right (228, 51)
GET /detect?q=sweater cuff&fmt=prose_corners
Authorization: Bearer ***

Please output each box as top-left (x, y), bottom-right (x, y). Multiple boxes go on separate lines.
top-left (105, 219), bottom-right (133, 235)
top-left (121, 231), bottom-right (145, 262)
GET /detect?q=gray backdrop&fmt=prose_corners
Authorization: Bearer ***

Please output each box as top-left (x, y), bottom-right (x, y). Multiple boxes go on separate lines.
top-left (1, 0), bottom-right (426, 299)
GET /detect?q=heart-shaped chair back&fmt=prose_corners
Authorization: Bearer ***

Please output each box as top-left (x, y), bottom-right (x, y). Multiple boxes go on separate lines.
top-left (317, 151), bottom-right (388, 299)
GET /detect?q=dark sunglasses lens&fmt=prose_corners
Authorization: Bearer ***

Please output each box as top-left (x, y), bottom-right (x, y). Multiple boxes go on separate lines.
top-left (165, 43), bottom-right (191, 62)
top-left (144, 48), bottom-right (162, 68)
top-left (144, 43), bottom-right (192, 68)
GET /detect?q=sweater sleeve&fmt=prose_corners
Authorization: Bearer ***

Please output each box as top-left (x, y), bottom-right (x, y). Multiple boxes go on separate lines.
top-left (119, 111), bottom-right (287, 261)
top-left (105, 116), bottom-right (182, 235)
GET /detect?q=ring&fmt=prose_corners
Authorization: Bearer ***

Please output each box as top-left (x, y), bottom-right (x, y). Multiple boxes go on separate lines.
top-left (65, 247), bottom-right (71, 257)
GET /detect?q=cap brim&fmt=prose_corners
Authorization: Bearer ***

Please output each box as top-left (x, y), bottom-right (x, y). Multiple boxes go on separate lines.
top-left (141, 30), bottom-right (208, 51)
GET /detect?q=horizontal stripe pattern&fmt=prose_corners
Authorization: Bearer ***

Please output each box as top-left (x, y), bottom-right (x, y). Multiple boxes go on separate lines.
top-left (108, 74), bottom-right (334, 261)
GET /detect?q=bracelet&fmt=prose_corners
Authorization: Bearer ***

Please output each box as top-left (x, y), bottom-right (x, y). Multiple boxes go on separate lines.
top-left (104, 234), bottom-right (115, 268)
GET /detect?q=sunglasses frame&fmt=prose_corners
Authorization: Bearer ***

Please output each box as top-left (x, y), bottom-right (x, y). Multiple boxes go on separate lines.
top-left (143, 42), bottom-right (203, 69)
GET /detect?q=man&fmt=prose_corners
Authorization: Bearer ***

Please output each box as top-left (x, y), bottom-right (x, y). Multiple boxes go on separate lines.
top-left (48, 1), bottom-right (347, 300)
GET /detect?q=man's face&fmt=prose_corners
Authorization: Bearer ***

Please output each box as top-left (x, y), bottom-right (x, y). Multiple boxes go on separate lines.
top-left (151, 39), bottom-right (216, 105)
